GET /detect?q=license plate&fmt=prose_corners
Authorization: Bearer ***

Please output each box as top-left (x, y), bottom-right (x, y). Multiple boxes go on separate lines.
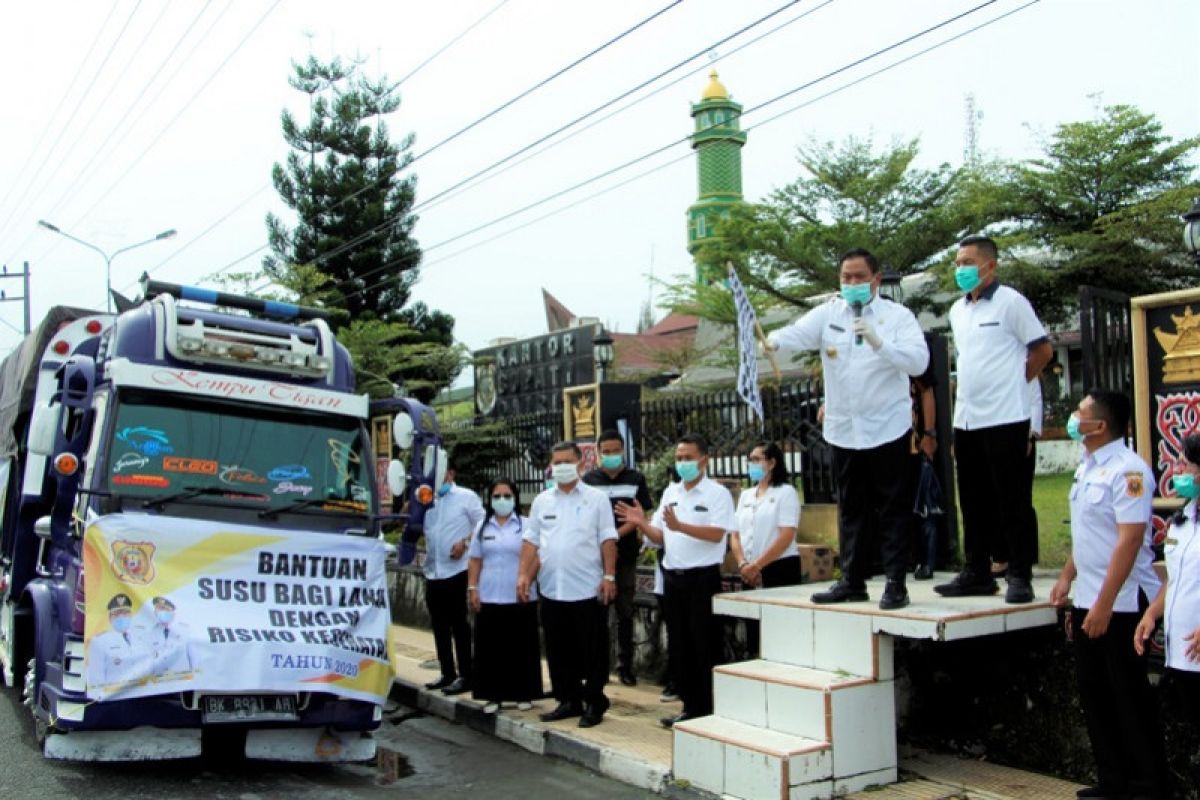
top-left (201, 694), bottom-right (298, 723)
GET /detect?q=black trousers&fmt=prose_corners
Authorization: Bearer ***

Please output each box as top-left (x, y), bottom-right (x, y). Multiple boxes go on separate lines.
top-left (955, 420), bottom-right (1035, 578)
top-left (663, 565), bottom-right (722, 717)
top-left (831, 432), bottom-right (913, 584)
top-left (540, 597), bottom-right (609, 708)
top-left (991, 437), bottom-right (1039, 566)
top-left (426, 571), bottom-right (472, 682)
top-left (1167, 667), bottom-right (1200, 726)
top-left (656, 593), bottom-right (675, 688)
top-left (614, 558), bottom-right (638, 671)
top-left (473, 602), bottom-right (543, 703)
top-left (1071, 608), bottom-right (1166, 797)
top-left (745, 555), bottom-right (802, 656)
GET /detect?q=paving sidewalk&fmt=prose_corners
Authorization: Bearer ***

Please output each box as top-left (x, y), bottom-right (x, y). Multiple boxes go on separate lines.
top-left (389, 624), bottom-right (1084, 799)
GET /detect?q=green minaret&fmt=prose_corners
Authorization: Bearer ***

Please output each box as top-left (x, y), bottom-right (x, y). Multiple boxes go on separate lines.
top-left (686, 70), bottom-right (746, 284)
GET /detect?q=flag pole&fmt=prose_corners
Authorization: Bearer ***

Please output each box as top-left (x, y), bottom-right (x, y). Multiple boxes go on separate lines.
top-left (729, 263), bottom-right (782, 385)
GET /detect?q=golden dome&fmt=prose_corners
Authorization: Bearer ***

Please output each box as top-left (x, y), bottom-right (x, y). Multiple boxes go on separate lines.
top-left (701, 69), bottom-right (729, 101)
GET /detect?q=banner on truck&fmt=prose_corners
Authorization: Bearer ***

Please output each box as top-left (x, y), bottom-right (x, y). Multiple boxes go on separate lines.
top-left (82, 514), bottom-right (392, 703)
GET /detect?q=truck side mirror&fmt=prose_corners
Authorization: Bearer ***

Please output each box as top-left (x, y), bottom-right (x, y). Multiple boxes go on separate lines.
top-left (27, 406), bottom-right (57, 456)
top-left (386, 460), bottom-right (406, 498)
top-left (392, 413), bottom-right (415, 450)
top-left (34, 516), bottom-right (52, 541)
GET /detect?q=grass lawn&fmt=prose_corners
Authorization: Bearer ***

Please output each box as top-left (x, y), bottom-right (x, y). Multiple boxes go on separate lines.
top-left (1032, 471), bottom-right (1074, 569)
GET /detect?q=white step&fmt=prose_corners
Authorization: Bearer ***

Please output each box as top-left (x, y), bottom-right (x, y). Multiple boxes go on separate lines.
top-left (712, 660), bottom-right (898, 782)
top-left (673, 714), bottom-right (831, 799)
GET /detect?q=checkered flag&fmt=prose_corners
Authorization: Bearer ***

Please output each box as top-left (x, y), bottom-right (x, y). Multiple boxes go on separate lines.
top-left (728, 267), bottom-right (764, 426)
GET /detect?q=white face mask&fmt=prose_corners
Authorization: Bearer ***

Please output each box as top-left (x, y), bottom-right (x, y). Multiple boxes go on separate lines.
top-left (551, 462), bottom-right (579, 485)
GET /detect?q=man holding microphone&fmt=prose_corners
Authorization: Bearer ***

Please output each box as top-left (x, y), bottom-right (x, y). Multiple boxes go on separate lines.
top-left (764, 248), bottom-right (929, 610)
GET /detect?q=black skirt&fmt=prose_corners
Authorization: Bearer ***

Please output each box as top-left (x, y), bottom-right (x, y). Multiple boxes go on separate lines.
top-left (761, 554), bottom-right (802, 588)
top-left (472, 602), bottom-right (544, 703)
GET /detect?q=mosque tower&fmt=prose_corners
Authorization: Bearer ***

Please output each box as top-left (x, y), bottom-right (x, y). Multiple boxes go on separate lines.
top-left (686, 70), bottom-right (747, 284)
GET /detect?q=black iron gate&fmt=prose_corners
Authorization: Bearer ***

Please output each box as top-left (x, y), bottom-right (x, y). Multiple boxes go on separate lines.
top-left (1079, 285), bottom-right (1133, 396)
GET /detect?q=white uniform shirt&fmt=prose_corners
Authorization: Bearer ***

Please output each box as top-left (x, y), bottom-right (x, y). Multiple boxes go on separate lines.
top-left (423, 485), bottom-right (485, 580)
top-left (1068, 440), bottom-right (1160, 612)
top-left (468, 514), bottom-right (536, 604)
top-left (1029, 378), bottom-right (1044, 438)
top-left (1163, 502), bottom-right (1200, 673)
top-left (142, 621), bottom-right (193, 676)
top-left (653, 476), bottom-right (737, 570)
top-left (87, 627), bottom-right (150, 688)
top-left (950, 283), bottom-right (1048, 430)
top-left (735, 484), bottom-right (801, 564)
top-left (524, 482), bottom-right (618, 601)
top-left (769, 296), bottom-right (929, 450)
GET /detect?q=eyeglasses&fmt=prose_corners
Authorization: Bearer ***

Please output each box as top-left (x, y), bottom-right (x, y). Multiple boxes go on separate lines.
top-left (491, 494), bottom-right (514, 500)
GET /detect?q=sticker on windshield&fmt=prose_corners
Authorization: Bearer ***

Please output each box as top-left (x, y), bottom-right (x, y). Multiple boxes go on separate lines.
top-left (163, 457), bottom-right (218, 475)
top-left (350, 483), bottom-right (369, 503)
top-left (273, 481), bottom-right (314, 496)
top-left (112, 474), bottom-right (170, 488)
top-left (112, 452), bottom-right (150, 473)
top-left (268, 464), bottom-right (311, 482)
top-left (116, 427), bottom-right (174, 457)
top-left (328, 439), bottom-right (361, 484)
top-left (219, 465), bottom-right (267, 485)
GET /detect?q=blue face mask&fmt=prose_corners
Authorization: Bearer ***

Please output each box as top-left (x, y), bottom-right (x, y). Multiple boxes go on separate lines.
top-left (1173, 473), bottom-right (1200, 500)
top-left (156, 610), bottom-right (174, 625)
top-left (748, 464), bottom-right (766, 483)
top-left (1066, 414), bottom-right (1099, 443)
top-left (112, 616), bottom-right (132, 633)
top-left (437, 482), bottom-right (452, 498)
top-left (600, 454), bottom-right (623, 471)
top-left (491, 497), bottom-right (515, 517)
top-left (675, 460), bottom-right (701, 483)
top-left (840, 283), bottom-right (872, 306)
top-left (955, 265), bottom-right (981, 293)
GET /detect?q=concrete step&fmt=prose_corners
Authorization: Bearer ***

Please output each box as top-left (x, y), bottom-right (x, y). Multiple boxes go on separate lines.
top-left (672, 714), bottom-right (832, 799)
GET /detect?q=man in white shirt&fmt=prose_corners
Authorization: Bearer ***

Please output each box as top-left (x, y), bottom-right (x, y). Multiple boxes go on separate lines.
top-left (766, 248), bottom-right (929, 610)
top-left (618, 434), bottom-right (737, 727)
top-left (518, 442), bottom-right (618, 728)
top-left (936, 236), bottom-right (1053, 603)
top-left (422, 464), bottom-right (485, 696)
top-left (1049, 389), bottom-right (1165, 799)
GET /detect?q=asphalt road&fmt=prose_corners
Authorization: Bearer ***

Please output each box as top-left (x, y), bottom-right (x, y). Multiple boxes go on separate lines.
top-left (0, 690), bottom-right (654, 799)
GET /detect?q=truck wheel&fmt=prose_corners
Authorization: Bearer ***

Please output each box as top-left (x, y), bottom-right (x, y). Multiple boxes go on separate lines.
top-left (21, 657), bottom-right (51, 746)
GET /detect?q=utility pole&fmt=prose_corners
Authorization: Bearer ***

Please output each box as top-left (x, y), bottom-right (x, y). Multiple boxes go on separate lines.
top-left (0, 261), bottom-right (31, 335)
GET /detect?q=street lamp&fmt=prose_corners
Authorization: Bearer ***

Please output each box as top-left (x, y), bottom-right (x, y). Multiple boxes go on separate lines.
top-left (37, 219), bottom-right (177, 312)
top-left (879, 265), bottom-right (904, 303)
top-left (593, 329), bottom-right (614, 383)
top-left (1183, 197), bottom-right (1200, 265)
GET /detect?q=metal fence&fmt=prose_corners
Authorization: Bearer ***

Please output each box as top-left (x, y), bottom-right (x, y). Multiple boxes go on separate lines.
top-left (459, 378), bottom-right (835, 504)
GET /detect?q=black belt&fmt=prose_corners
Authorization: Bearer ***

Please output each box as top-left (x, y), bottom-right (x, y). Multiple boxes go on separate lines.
top-left (663, 564), bottom-right (720, 577)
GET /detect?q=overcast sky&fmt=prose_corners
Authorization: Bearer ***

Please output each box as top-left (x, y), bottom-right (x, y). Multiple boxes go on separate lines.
top-left (0, 0), bottom-right (1195, 368)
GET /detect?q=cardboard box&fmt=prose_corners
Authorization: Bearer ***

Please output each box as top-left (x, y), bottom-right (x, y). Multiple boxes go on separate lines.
top-left (799, 543), bottom-right (835, 584)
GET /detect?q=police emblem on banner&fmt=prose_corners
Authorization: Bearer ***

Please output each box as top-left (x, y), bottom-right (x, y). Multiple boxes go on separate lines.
top-left (110, 540), bottom-right (157, 584)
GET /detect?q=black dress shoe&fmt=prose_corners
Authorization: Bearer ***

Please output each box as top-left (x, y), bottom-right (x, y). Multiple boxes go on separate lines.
top-left (933, 570), bottom-right (999, 597)
top-left (660, 712), bottom-right (698, 729)
top-left (913, 564), bottom-right (934, 581)
top-left (441, 677), bottom-right (471, 695)
top-left (1005, 575), bottom-right (1035, 604)
top-left (618, 667), bottom-right (637, 687)
top-left (539, 701), bottom-right (583, 722)
top-left (811, 580), bottom-right (868, 604)
top-left (424, 676), bottom-right (454, 690)
top-left (879, 581), bottom-right (909, 610)
top-left (1075, 787), bottom-right (1123, 799)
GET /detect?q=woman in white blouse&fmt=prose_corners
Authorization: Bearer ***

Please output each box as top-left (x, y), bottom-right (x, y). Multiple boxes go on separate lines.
top-left (467, 477), bottom-right (543, 713)
top-left (731, 441), bottom-right (802, 591)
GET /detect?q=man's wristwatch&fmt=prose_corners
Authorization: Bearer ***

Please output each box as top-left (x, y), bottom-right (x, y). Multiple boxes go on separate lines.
top-left (738, 560), bottom-right (750, 569)
top-left (603, 575), bottom-right (616, 582)
top-left (467, 586), bottom-right (478, 592)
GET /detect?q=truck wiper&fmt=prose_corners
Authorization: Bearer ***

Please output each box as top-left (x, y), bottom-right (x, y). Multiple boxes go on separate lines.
top-left (143, 485), bottom-right (266, 510)
top-left (259, 497), bottom-right (364, 520)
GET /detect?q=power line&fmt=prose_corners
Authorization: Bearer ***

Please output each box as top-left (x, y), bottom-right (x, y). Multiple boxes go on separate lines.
top-left (138, 0), bottom-right (687, 291)
top-left (0, 0), bottom-right (120, 226)
top-left (331, 0), bottom-right (1031, 307)
top-left (252, 0), bottom-right (822, 289)
top-left (396, 0), bottom-right (510, 87)
top-left (0, 1), bottom-right (144, 248)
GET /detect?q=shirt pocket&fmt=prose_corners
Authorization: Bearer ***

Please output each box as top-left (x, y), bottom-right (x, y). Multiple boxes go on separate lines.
top-left (820, 324), bottom-right (853, 364)
top-left (1084, 484), bottom-right (1107, 505)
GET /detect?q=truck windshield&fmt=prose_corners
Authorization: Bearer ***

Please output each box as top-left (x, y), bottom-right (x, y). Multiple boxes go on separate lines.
top-left (104, 389), bottom-right (373, 516)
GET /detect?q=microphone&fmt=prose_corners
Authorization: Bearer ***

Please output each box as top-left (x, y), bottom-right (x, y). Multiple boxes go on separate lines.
top-left (851, 300), bottom-right (863, 346)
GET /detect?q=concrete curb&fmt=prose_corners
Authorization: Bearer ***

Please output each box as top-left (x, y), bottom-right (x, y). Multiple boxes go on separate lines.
top-left (389, 676), bottom-right (676, 794)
